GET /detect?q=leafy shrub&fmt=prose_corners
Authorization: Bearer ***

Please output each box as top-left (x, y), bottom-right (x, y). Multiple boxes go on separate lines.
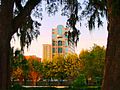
top-left (71, 74), bottom-right (87, 90)
top-left (12, 83), bottom-right (22, 90)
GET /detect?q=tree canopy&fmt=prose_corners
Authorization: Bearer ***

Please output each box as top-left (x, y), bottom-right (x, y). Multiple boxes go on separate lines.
top-left (8, 0), bottom-right (108, 49)
top-left (79, 44), bottom-right (105, 79)
top-left (1, 0), bottom-right (120, 90)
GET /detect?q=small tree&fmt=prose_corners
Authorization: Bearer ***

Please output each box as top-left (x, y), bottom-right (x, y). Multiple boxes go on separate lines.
top-left (79, 44), bottom-right (105, 85)
top-left (11, 50), bottom-right (30, 85)
top-left (71, 74), bottom-right (87, 90)
top-left (64, 54), bottom-right (82, 81)
top-left (26, 57), bottom-right (43, 86)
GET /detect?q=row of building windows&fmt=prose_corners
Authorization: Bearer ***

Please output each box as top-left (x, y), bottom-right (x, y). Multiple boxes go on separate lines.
top-left (52, 33), bottom-right (68, 39)
top-left (52, 48), bottom-right (63, 53)
top-left (52, 40), bottom-right (68, 46)
top-left (52, 41), bottom-right (62, 46)
top-left (57, 25), bottom-right (63, 35)
top-left (52, 47), bottom-right (70, 53)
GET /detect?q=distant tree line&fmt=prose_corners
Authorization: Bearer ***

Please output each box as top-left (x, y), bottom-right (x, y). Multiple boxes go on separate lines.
top-left (10, 44), bottom-right (105, 86)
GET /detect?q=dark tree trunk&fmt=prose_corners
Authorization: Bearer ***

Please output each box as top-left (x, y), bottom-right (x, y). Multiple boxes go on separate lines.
top-left (0, 1), bottom-right (14, 90)
top-left (102, 0), bottom-right (120, 90)
top-left (0, 0), bottom-right (41, 89)
top-left (0, 12), bottom-right (13, 90)
top-left (0, 0), bottom-right (42, 89)
top-left (0, 35), bottom-right (11, 90)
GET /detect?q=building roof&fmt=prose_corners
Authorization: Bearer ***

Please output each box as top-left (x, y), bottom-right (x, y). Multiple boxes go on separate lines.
top-left (24, 55), bottom-right (41, 62)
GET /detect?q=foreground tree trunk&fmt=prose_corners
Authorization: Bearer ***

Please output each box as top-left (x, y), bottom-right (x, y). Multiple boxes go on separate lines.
top-left (0, 1), bottom-right (13, 90)
top-left (0, 36), bottom-right (11, 90)
top-left (102, 0), bottom-right (120, 90)
top-left (0, 0), bottom-right (41, 89)
top-left (0, 18), bottom-right (12, 90)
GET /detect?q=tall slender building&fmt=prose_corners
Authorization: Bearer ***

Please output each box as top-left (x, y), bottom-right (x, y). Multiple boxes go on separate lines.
top-left (43, 44), bottom-right (52, 61)
top-left (52, 25), bottom-right (75, 57)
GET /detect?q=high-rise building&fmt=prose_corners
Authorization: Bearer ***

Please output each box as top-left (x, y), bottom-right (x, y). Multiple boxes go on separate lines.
top-left (43, 44), bottom-right (52, 61)
top-left (52, 25), bottom-right (75, 57)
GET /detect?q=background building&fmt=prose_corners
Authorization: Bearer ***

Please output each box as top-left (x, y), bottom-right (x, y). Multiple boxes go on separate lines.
top-left (43, 44), bottom-right (52, 61)
top-left (52, 25), bottom-right (75, 57)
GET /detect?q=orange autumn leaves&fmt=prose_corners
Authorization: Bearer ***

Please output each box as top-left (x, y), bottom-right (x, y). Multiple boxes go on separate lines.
top-left (11, 54), bottom-right (42, 85)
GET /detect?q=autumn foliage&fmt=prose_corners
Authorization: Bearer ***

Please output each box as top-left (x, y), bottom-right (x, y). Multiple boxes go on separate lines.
top-left (11, 45), bottom-right (105, 86)
top-left (11, 51), bottom-right (43, 85)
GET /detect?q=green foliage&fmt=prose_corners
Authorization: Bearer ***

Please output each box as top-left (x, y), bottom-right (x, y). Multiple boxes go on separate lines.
top-left (81, 0), bottom-right (107, 30)
top-left (10, 0), bottom-right (108, 50)
top-left (79, 44), bottom-right (105, 83)
top-left (42, 60), bottom-right (54, 79)
top-left (12, 83), bottom-right (22, 90)
top-left (19, 21), bottom-right (40, 51)
top-left (71, 45), bottom-right (105, 88)
top-left (11, 50), bottom-right (25, 69)
top-left (12, 0), bottom-right (41, 51)
top-left (31, 60), bottom-right (43, 73)
top-left (64, 54), bottom-right (82, 79)
top-left (11, 50), bottom-right (44, 85)
top-left (71, 74), bottom-right (87, 89)
top-left (11, 50), bottom-right (30, 84)
top-left (52, 55), bottom-right (66, 79)
top-left (42, 54), bottom-right (82, 81)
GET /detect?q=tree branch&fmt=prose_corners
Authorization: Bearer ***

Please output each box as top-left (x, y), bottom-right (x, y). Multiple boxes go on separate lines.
top-left (15, 0), bottom-right (23, 12)
top-left (12, 0), bottom-right (41, 35)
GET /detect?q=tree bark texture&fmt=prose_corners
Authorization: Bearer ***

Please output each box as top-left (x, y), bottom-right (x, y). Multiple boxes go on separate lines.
top-left (0, 35), bottom-right (11, 90)
top-left (102, 0), bottom-right (120, 90)
top-left (0, 0), bottom-right (14, 89)
top-left (0, 0), bottom-right (42, 89)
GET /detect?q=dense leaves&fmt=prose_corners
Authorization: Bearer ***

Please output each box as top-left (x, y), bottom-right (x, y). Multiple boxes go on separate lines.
top-left (71, 74), bottom-right (87, 89)
top-left (42, 54), bottom-right (82, 81)
top-left (5, 0), bottom-right (107, 52)
top-left (11, 0), bottom-right (82, 49)
top-left (1, 0), bottom-right (120, 89)
top-left (81, 0), bottom-right (107, 30)
top-left (69, 44), bottom-right (106, 89)
top-left (11, 50), bottom-right (43, 85)
top-left (11, 50), bottom-right (29, 85)
top-left (11, 44), bottom-right (105, 87)
top-left (79, 44), bottom-right (105, 83)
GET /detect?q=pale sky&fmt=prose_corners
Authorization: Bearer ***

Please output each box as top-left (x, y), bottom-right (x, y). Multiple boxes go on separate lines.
top-left (11, 1), bottom-right (108, 58)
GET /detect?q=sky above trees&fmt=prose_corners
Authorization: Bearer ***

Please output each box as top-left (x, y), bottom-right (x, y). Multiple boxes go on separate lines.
top-left (11, 0), bottom-right (108, 58)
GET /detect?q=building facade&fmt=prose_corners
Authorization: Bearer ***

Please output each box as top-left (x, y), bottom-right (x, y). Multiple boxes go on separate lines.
top-left (52, 25), bottom-right (75, 57)
top-left (43, 44), bottom-right (52, 61)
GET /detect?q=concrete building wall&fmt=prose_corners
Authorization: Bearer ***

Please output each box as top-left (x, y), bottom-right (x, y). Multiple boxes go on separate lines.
top-left (43, 44), bottom-right (52, 61)
top-left (52, 25), bottom-right (75, 57)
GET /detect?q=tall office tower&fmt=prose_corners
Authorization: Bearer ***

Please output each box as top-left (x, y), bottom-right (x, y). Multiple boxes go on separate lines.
top-left (43, 44), bottom-right (52, 61)
top-left (52, 25), bottom-right (75, 57)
